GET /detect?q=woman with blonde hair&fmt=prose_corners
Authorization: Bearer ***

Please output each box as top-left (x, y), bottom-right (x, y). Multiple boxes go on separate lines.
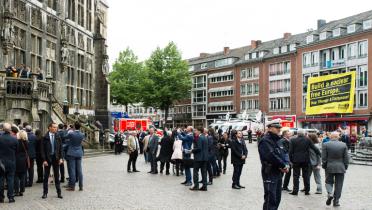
top-left (14, 130), bottom-right (29, 196)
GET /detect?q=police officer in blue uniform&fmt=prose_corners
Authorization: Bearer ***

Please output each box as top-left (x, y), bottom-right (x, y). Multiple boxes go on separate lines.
top-left (258, 120), bottom-right (289, 210)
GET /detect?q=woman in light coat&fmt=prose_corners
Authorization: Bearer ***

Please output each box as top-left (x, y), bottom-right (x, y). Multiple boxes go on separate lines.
top-left (308, 133), bottom-right (322, 194)
top-left (171, 130), bottom-right (183, 176)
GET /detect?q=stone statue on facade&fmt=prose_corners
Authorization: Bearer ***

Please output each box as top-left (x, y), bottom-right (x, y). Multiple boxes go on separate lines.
top-left (1, 18), bottom-right (14, 42)
top-left (61, 43), bottom-right (69, 65)
top-left (3, 0), bottom-right (10, 12)
top-left (102, 57), bottom-right (109, 75)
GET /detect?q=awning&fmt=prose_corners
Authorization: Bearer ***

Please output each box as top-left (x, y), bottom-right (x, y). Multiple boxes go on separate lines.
top-left (298, 117), bottom-right (369, 122)
top-left (208, 101), bottom-right (233, 107)
top-left (208, 71), bottom-right (233, 79)
top-left (208, 86), bottom-right (233, 93)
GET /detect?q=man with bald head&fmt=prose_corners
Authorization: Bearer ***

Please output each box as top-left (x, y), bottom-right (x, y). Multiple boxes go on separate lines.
top-left (0, 123), bottom-right (18, 203)
top-left (322, 131), bottom-right (349, 207)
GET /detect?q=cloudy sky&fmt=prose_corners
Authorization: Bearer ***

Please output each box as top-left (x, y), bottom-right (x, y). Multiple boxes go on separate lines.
top-left (107, 0), bottom-right (369, 65)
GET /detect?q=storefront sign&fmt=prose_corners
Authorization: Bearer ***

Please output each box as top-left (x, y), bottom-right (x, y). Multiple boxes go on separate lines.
top-left (306, 72), bottom-right (356, 115)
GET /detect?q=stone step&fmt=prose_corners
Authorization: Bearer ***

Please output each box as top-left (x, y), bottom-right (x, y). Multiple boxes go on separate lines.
top-left (351, 156), bottom-right (372, 162)
top-left (350, 160), bottom-right (372, 166)
top-left (83, 150), bottom-right (114, 158)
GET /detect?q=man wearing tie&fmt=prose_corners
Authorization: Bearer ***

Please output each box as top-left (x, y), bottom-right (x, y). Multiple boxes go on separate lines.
top-left (127, 131), bottom-right (140, 173)
top-left (148, 128), bottom-right (159, 174)
top-left (41, 123), bottom-right (63, 199)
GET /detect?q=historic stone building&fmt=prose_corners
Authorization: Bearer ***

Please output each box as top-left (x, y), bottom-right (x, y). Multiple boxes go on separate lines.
top-left (0, 0), bottom-right (110, 133)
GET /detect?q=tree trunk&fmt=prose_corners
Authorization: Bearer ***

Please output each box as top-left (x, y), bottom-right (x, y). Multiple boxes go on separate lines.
top-left (125, 103), bottom-right (128, 113)
top-left (164, 107), bottom-right (169, 128)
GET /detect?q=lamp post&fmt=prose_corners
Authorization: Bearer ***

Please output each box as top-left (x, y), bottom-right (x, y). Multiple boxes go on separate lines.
top-left (63, 98), bottom-right (69, 122)
top-left (74, 99), bottom-right (80, 120)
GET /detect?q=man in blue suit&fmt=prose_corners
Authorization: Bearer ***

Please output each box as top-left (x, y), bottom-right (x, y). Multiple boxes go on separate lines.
top-left (148, 128), bottom-right (159, 174)
top-left (65, 122), bottom-right (85, 191)
top-left (0, 123), bottom-right (18, 203)
top-left (178, 126), bottom-right (194, 186)
top-left (189, 127), bottom-right (209, 191)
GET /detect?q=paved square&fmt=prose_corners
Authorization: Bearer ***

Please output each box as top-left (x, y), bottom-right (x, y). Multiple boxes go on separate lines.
top-left (1, 143), bottom-right (371, 210)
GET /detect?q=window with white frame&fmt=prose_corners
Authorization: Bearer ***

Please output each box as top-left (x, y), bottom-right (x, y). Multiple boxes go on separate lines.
top-left (333, 28), bottom-right (341, 37)
top-left (215, 58), bottom-right (234, 68)
top-left (311, 52), bottom-right (319, 65)
top-left (358, 65), bottom-right (368, 88)
top-left (363, 19), bottom-right (372, 30)
top-left (210, 90), bottom-right (234, 98)
top-left (306, 35), bottom-right (314, 44)
top-left (241, 100), bottom-right (246, 110)
top-left (210, 75), bottom-right (234, 83)
top-left (269, 97), bottom-right (290, 111)
top-left (339, 46), bottom-right (346, 59)
top-left (273, 48), bottom-right (279, 55)
top-left (201, 63), bottom-right (208, 69)
top-left (358, 40), bottom-right (368, 57)
top-left (240, 69), bottom-right (246, 79)
top-left (319, 32), bottom-right (327, 40)
top-left (259, 51), bottom-right (265, 57)
top-left (270, 61), bottom-right (290, 76)
top-left (357, 90), bottom-right (368, 108)
top-left (303, 52), bottom-right (311, 67)
top-left (192, 90), bottom-right (206, 103)
top-left (241, 83), bottom-right (259, 96)
top-left (347, 24), bottom-right (356, 33)
top-left (269, 79), bottom-right (290, 94)
top-left (241, 67), bottom-right (259, 80)
top-left (290, 44), bottom-right (296, 51)
top-left (251, 52), bottom-right (257, 59)
top-left (193, 75), bottom-right (206, 89)
top-left (281, 46), bottom-right (288, 53)
top-left (189, 65), bottom-right (195, 71)
top-left (348, 42), bottom-right (358, 59)
top-left (244, 54), bottom-right (250, 60)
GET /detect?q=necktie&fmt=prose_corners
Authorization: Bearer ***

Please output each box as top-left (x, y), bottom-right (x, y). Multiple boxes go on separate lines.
top-left (51, 134), bottom-right (55, 155)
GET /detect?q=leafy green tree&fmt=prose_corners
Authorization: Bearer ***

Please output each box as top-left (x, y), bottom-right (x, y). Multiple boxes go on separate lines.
top-left (142, 42), bottom-right (191, 126)
top-left (108, 48), bottom-right (144, 112)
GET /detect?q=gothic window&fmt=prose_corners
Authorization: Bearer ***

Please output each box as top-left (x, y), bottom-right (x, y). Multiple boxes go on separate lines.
top-left (78, 0), bottom-right (85, 27)
top-left (31, 8), bottom-right (42, 29)
top-left (86, 0), bottom-right (92, 31)
top-left (47, 0), bottom-right (57, 10)
top-left (78, 33), bottom-right (84, 49)
top-left (47, 16), bottom-right (57, 36)
top-left (67, 0), bottom-right (76, 21)
top-left (13, 0), bottom-right (27, 22)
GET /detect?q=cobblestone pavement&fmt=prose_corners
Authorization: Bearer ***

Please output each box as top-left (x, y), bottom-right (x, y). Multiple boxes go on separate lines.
top-left (1, 143), bottom-right (372, 210)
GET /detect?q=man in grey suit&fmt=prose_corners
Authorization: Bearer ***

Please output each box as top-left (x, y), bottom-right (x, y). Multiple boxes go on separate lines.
top-left (322, 131), bottom-right (349, 207)
top-left (148, 128), bottom-right (159, 174)
top-left (189, 127), bottom-right (209, 191)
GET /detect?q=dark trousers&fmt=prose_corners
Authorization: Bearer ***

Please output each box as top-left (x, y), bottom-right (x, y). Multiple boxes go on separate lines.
top-left (282, 165), bottom-right (292, 189)
top-left (292, 162), bottom-right (310, 193)
top-left (207, 156), bottom-right (218, 182)
top-left (262, 171), bottom-right (283, 210)
top-left (193, 161), bottom-right (207, 188)
top-left (139, 141), bottom-right (144, 154)
top-left (0, 161), bottom-right (15, 200)
top-left (115, 144), bottom-right (121, 154)
top-left (232, 164), bottom-right (244, 186)
top-left (36, 156), bottom-right (43, 182)
top-left (248, 137), bottom-right (253, 143)
top-left (149, 152), bottom-right (158, 173)
top-left (325, 173), bottom-right (345, 201)
top-left (160, 161), bottom-right (170, 173)
top-left (127, 150), bottom-right (138, 171)
top-left (14, 172), bottom-right (26, 194)
top-left (218, 154), bottom-right (228, 173)
top-left (60, 162), bottom-right (65, 181)
top-left (174, 159), bottom-right (182, 176)
top-left (27, 158), bottom-right (35, 186)
top-left (67, 156), bottom-right (83, 189)
top-left (43, 155), bottom-right (61, 195)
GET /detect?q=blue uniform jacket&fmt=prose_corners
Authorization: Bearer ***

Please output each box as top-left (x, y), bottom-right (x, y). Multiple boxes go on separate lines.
top-left (65, 131), bottom-right (85, 158)
top-left (258, 132), bottom-right (288, 174)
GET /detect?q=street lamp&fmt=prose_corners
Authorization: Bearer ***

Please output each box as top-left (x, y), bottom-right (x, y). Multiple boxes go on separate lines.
top-left (74, 99), bottom-right (80, 117)
top-left (63, 98), bottom-right (69, 115)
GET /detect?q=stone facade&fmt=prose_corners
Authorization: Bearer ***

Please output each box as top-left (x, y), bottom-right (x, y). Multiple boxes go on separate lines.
top-left (0, 0), bottom-right (109, 131)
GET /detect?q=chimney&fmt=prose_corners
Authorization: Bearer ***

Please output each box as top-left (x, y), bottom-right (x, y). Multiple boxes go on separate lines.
top-left (223, 47), bottom-right (230, 55)
top-left (283, 32), bottom-right (291, 40)
top-left (251, 40), bottom-right (262, 49)
top-left (199, 53), bottom-right (209, 58)
top-left (317, 19), bottom-right (327, 29)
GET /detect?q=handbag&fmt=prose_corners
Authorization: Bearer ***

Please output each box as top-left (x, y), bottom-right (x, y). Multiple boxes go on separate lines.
top-left (21, 141), bottom-right (31, 169)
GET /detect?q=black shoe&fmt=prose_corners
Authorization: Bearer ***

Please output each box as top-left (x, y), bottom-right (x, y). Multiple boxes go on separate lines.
top-left (57, 194), bottom-right (63, 199)
top-left (42, 194), bottom-right (47, 199)
top-left (181, 181), bottom-right (187, 185)
top-left (36, 180), bottom-right (43, 183)
top-left (147, 171), bottom-right (153, 173)
top-left (282, 187), bottom-right (291, 192)
top-left (199, 187), bottom-right (207, 191)
top-left (207, 181), bottom-right (213, 185)
top-left (305, 192), bottom-right (310, 195)
top-left (223, 170), bottom-right (226, 174)
top-left (189, 187), bottom-right (199, 191)
top-left (127, 170), bottom-right (132, 173)
top-left (300, 189), bottom-right (305, 192)
top-left (8, 198), bottom-right (15, 203)
top-left (79, 187), bottom-right (83, 191)
top-left (232, 185), bottom-right (241, 189)
top-left (133, 170), bottom-right (140, 172)
top-left (151, 172), bottom-right (158, 174)
top-left (289, 192), bottom-right (298, 195)
top-left (166, 172), bottom-right (170, 175)
top-left (60, 179), bottom-right (65, 183)
top-left (333, 200), bottom-right (340, 207)
top-left (326, 196), bottom-right (333, 206)
top-left (237, 185), bottom-right (245, 189)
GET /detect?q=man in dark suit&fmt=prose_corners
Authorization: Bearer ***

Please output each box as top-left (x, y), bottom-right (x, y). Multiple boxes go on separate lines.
top-left (25, 125), bottom-right (37, 187)
top-left (148, 128), bottom-right (159, 174)
top-left (41, 123), bottom-right (63, 199)
top-left (57, 124), bottom-right (67, 183)
top-left (65, 122), bottom-right (85, 191)
top-left (322, 132), bottom-right (349, 207)
top-left (230, 130), bottom-right (248, 189)
top-left (0, 123), bottom-right (18, 203)
top-left (190, 127), bottom-right (209, 191)
top-left (289, 130), bottom-right (320, 195)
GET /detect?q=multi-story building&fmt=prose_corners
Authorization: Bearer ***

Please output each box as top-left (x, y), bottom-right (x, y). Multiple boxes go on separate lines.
top-left (0, 0), bottom-right (110, 132)
top-left (296, 11), bottom-right (372, 133)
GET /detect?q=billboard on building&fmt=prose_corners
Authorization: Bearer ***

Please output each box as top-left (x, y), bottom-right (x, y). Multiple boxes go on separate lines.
top-left (306, 72), bottom-right (356, 115)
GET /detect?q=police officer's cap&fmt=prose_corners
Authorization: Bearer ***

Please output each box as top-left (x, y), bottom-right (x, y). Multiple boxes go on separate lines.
top-left (266, 120), bottom-right (282, 128)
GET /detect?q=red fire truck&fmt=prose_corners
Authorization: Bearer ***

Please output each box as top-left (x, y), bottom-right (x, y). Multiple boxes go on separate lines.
top-left (113, 118), bottom-right (163, 136)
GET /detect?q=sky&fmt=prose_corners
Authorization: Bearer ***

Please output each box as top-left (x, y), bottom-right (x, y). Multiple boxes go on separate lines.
top-left (106, 0), bottom-right (370, 66)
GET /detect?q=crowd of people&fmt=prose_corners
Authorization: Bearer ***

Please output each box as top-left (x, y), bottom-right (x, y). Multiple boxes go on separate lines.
top-left (4, 64), bottom-right (43, 80)
top-left (0, 121), bottom-right (85, 203)
top-left (258, 121), bottom-right (350, 209)
top-left (113, 126), bottom-right (248, 191)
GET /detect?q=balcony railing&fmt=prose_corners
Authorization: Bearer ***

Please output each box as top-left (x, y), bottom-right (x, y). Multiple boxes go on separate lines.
top-left (320, 60), bottom-right (346, 70)
top-left (1, 76), bottom-right (51, 100)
